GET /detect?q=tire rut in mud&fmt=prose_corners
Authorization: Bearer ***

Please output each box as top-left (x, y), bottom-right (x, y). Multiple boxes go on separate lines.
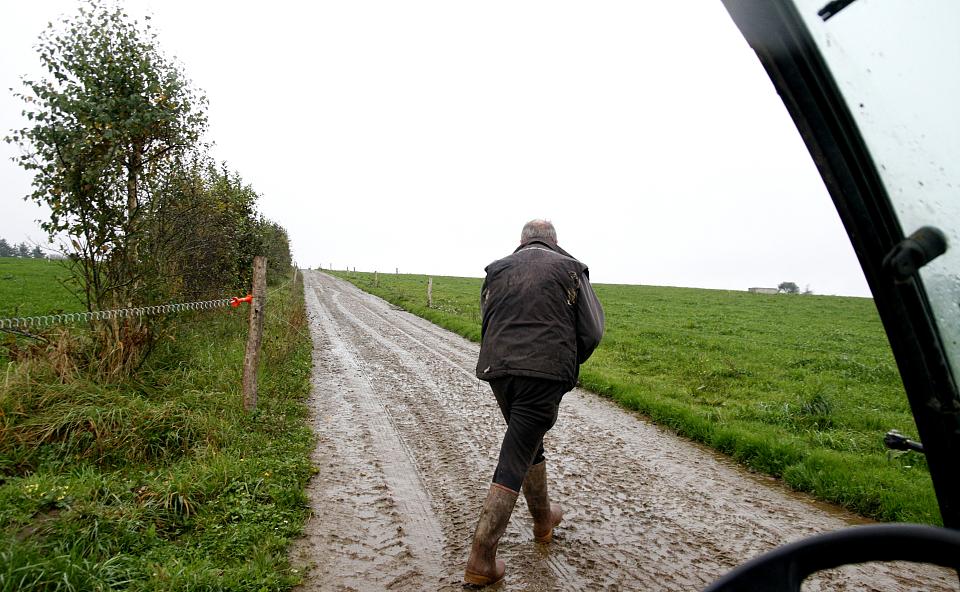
top-left (291, 271), bottom-right (956, 591)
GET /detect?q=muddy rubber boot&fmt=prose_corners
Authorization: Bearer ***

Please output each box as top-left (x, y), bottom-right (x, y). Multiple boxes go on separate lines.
top-left (521, 460), bottom-right (563, 542)
top-left (464, 483), bottom-right (519, 587)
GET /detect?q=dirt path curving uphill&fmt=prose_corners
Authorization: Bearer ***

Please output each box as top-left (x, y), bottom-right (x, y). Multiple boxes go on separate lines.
top-left (290, 270), bottom-right (956, 591)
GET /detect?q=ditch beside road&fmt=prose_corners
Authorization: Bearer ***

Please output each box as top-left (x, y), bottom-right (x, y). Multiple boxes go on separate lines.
top-left (291, 270), bottom-right (955, 591)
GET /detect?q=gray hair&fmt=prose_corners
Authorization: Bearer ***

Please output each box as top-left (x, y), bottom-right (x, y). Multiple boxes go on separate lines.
top-left (520, 219), bottom-right (558, 245)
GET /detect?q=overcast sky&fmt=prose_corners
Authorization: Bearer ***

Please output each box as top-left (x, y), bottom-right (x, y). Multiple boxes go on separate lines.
top-left (0, 1), bottom-right (872, 296)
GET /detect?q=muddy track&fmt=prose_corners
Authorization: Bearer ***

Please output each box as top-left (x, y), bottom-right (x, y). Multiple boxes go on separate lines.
top-left (291, 271), bottom-right (956, 591)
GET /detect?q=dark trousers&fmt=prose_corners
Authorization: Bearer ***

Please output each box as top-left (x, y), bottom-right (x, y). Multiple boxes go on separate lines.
top-left (489, 375), bottom-right (568, 492)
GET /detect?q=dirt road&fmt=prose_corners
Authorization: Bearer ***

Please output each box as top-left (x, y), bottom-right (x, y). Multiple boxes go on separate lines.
top-left (291, 270), bottom-right (956, 591)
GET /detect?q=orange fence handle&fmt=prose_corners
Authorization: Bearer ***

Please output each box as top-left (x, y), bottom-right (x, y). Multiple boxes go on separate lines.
top-left (230, 294), bottom-right (253, 307)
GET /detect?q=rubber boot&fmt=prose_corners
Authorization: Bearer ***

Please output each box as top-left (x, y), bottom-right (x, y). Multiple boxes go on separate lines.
top-left (521, 460), bottom-right (563, 542)
top-left (464, 483), bottom-right (519, 586)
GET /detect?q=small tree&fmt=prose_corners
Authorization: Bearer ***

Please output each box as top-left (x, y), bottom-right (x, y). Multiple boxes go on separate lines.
top-left (778, 281), bottom-right (800, 294)
top-left (7, 0), bottom-right (207, 375)
top-left (0, 239), bottom-right (12, 257)
top-left (7, 0), bottom-right (207, 310)
top-left (31, 245), bottom-right (45, 259)
top-left (16, 243), bottom-right (30, 258)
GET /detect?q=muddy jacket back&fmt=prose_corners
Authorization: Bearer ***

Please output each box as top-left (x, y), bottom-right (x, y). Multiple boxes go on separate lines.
top-left (476, 240), bottom-right (605, 387)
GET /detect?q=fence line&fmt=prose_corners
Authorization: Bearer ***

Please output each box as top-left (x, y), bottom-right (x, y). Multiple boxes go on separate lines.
top-left (0, 298), bottom-right (234, 331)
top-left (1, 272), bottom-right (301, 333)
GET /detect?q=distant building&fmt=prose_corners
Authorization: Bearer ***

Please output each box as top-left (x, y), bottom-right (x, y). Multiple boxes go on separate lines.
top-left (748, 287), bottom-right (779, 295)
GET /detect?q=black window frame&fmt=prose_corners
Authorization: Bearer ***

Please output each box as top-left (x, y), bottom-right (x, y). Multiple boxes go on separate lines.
top-left (721, 0), bottom-right (960, 529)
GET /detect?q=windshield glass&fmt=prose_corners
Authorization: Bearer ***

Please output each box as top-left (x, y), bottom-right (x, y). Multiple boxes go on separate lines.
top-left (791, 0), bottom-right (960, 376)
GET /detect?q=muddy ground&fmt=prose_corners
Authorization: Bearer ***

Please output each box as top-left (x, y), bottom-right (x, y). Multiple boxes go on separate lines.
top-left (290, 270), bottom-right (956, 591)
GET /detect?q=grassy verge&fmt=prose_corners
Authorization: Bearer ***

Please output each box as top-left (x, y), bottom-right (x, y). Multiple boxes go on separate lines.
top-left (0, 264), bottom-right (313, 591)
top-left (329, 270), bottom-right (938, 525)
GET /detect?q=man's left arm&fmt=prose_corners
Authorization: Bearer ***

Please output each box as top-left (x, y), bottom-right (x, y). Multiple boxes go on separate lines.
top-left (575, 271), bottom-right (605, 364)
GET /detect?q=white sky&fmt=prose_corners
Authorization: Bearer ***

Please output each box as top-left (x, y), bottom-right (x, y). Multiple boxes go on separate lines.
top-left (0, 1), bottom-right (872, 296)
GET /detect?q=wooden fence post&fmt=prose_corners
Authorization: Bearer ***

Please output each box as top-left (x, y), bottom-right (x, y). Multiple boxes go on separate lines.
top-left (242, 256), bottom-right (267, 412)
top-left (375, 271), bottom-right (379, 287)
top-left (427, 277), bottom-right (433, 308)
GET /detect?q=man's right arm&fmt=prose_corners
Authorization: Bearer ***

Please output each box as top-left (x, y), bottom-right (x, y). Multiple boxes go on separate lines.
top-left (575, 272), bottom-right (604, 364)
top-left (480, 275), bottom-right (489, 319)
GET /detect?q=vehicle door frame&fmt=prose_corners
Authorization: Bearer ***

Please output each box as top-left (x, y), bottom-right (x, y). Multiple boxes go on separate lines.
top-left (720, 0), bottom-right (960, 528)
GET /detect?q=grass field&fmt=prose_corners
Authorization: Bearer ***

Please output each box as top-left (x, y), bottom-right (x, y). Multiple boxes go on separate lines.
top-left (0, 258), bottom-right (82, 319)
top-left (330, 270), bottom-right (938, 525)
top-left (0, 258), bottom-right (313, 591)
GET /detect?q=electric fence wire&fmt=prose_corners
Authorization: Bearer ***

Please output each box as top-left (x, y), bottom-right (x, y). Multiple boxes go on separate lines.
top-left (0, 297), bottom-right (234, 331)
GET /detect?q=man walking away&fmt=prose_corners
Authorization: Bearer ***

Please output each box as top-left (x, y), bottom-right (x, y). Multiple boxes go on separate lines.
top-left (464, 219), bottom-right (605, 586)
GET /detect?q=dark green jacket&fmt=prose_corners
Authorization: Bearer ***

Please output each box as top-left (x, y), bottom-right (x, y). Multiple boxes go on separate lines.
top-left (476, 239), bottom-right (605, 387)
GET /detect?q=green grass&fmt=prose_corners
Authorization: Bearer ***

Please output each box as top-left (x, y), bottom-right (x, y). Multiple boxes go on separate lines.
top-left (0, 260), bottom-right (314, 591)
top-left (0, 257), bottom-right (82, 319)
top-left (330, 270), bottom-right (939, 525)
